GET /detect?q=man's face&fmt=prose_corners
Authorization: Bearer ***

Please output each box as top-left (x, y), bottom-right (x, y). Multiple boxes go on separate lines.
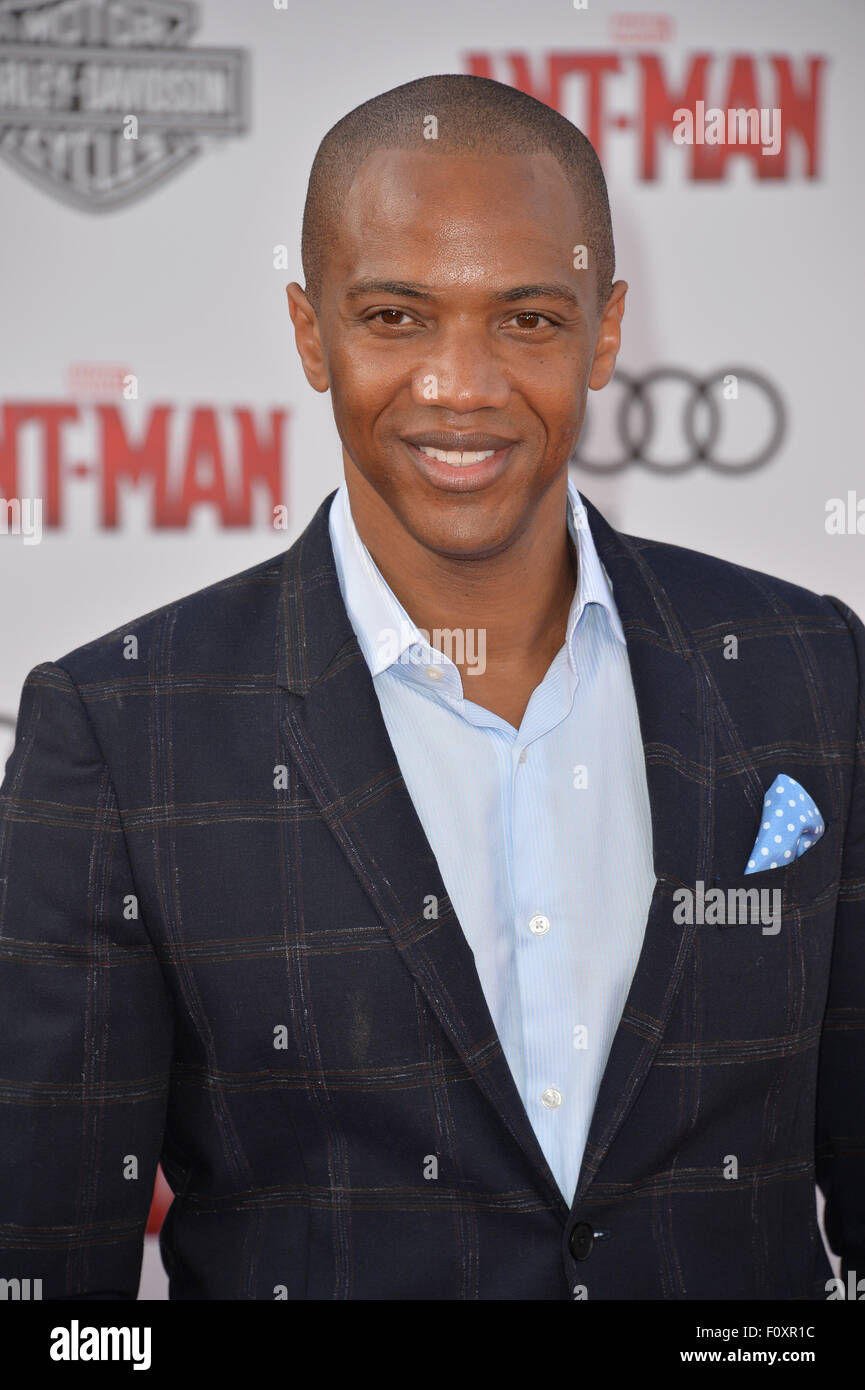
top-left (289, 146), bottom-right (625, 560)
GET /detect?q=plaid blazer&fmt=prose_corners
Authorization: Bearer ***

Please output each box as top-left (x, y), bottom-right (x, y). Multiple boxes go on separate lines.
top-left (0, 487), bottom-right (863, 1301)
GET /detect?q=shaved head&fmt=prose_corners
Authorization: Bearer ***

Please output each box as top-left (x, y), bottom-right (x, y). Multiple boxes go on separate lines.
top-left (301, 73), bottom-right (615, 316)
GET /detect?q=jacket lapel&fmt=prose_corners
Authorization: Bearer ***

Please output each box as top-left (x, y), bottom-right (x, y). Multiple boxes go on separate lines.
top-left (275, 486), bottom-right (711, 1214)
top-left (571, 492), bottom-right (710, 1203)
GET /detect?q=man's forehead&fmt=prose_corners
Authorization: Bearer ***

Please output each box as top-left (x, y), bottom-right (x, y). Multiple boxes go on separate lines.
top-left (343, 144), bottom-right (576, 211)
top-left (331, 146), bottom-right (588, 293)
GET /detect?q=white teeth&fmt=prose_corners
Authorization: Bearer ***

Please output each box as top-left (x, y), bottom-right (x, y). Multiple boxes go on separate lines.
top-left (417, 445), bottom-right (497, 465)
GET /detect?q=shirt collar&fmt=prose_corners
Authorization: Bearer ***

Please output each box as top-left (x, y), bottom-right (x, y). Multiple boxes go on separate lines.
top-left (564, 484), bottom-right (627, 651)
top-left (328, 475), bottom-right (627, 681)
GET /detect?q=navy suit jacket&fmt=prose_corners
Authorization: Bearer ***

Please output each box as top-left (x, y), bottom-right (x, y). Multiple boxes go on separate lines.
top-left (0, 488), bottom-right (863, 1300)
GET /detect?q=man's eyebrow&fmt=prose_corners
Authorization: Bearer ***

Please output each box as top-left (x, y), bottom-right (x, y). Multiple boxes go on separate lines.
top-left (490, 283), bottom-right (583, 309)
top-left (343, 278), bottom-right (583, 308)
top-left (344, 279), bottom-right (439, 300)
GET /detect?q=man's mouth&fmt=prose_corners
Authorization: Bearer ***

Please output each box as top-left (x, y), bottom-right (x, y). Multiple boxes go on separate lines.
top-left (415, 445), bottom-right (496, 467)
top-left (402, 441), bottom-right (516, 492)
top-left (401, 432), bottom-right (518, 490)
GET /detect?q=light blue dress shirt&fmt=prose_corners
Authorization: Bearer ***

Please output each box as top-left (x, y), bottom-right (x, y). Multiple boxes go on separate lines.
top-left (328, 478), bottom-right (656, 1206)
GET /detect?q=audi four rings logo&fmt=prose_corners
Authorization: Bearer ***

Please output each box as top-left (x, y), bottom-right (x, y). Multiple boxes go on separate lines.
top-left (574, 367), bottom-right (786, 473)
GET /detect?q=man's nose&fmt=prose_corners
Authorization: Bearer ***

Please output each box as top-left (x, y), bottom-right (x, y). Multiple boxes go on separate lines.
top-left (410, 327), bottom-right (511, 411)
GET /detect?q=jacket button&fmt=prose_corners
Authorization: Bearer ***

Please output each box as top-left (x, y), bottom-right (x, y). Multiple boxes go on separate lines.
top-left (569, 1222), bottom-right (594, 1261)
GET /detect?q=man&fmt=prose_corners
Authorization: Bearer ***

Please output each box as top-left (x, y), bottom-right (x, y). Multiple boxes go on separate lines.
top-left (0, 74), bottom-right (862, 1301)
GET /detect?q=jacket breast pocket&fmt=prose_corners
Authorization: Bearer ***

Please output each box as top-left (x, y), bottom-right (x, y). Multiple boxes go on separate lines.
top-left (709, 816), bottom-right (839, 929)
top-left (688, 823), bottom-right (839, 1038)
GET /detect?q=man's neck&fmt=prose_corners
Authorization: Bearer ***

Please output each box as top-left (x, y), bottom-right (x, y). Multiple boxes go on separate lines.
top-left (343, 466), bottom-right (579, 725)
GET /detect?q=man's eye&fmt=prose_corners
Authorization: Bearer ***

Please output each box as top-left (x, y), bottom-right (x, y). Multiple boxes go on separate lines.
top-left (506, 311), bottom-right (554, 330)
top-left (368, 309), bottom-right (415, 326)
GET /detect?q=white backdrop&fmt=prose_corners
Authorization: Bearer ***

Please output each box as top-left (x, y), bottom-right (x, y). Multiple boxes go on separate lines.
top-left (1, 0), bottom-right (861, 1298)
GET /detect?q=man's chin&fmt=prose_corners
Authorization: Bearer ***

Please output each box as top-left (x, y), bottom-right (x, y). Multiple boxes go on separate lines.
top-left (393, 499), bottom-right (523, 563)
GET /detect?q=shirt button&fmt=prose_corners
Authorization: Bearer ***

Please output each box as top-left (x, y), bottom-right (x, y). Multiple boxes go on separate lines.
top-left (518, 748), bottom-right (527, 763)
top-left (541, 1087), bottom-right (562, 1109)
top-left (529, 913), bottom-right (550, 935)
top-left (424, 666), bottom-right (444, 681)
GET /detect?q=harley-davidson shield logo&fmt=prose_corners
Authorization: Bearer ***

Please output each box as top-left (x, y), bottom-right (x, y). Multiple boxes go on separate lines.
top-left (0, 0), bottom-right (248, 209)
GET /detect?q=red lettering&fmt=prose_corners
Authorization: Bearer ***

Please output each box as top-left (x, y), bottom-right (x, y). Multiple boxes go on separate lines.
top-left (235, 408), bottom-right (287, 522)
top-left (547, 55), bottom-right (621, 161)
top-left (636, 52), bottom-right (712, 180)
top-left (770, 55), bottom-right (824, 177)
top-left (98, 404), bottom-right (170, 528)
top-left (0, 403), bottom-right (78, 526)
top-left (174, 408), bottom-right (235, 527)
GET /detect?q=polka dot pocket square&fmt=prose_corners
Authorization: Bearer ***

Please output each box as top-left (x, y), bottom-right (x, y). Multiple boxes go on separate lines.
top-left (745, 775), bottom-right (824, 873)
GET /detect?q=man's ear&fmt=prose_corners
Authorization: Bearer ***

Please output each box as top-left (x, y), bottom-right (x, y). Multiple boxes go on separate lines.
top-left (588, 280), bottom-right (627, 391)
top-left (286, 282), bottom-right (330, 393)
